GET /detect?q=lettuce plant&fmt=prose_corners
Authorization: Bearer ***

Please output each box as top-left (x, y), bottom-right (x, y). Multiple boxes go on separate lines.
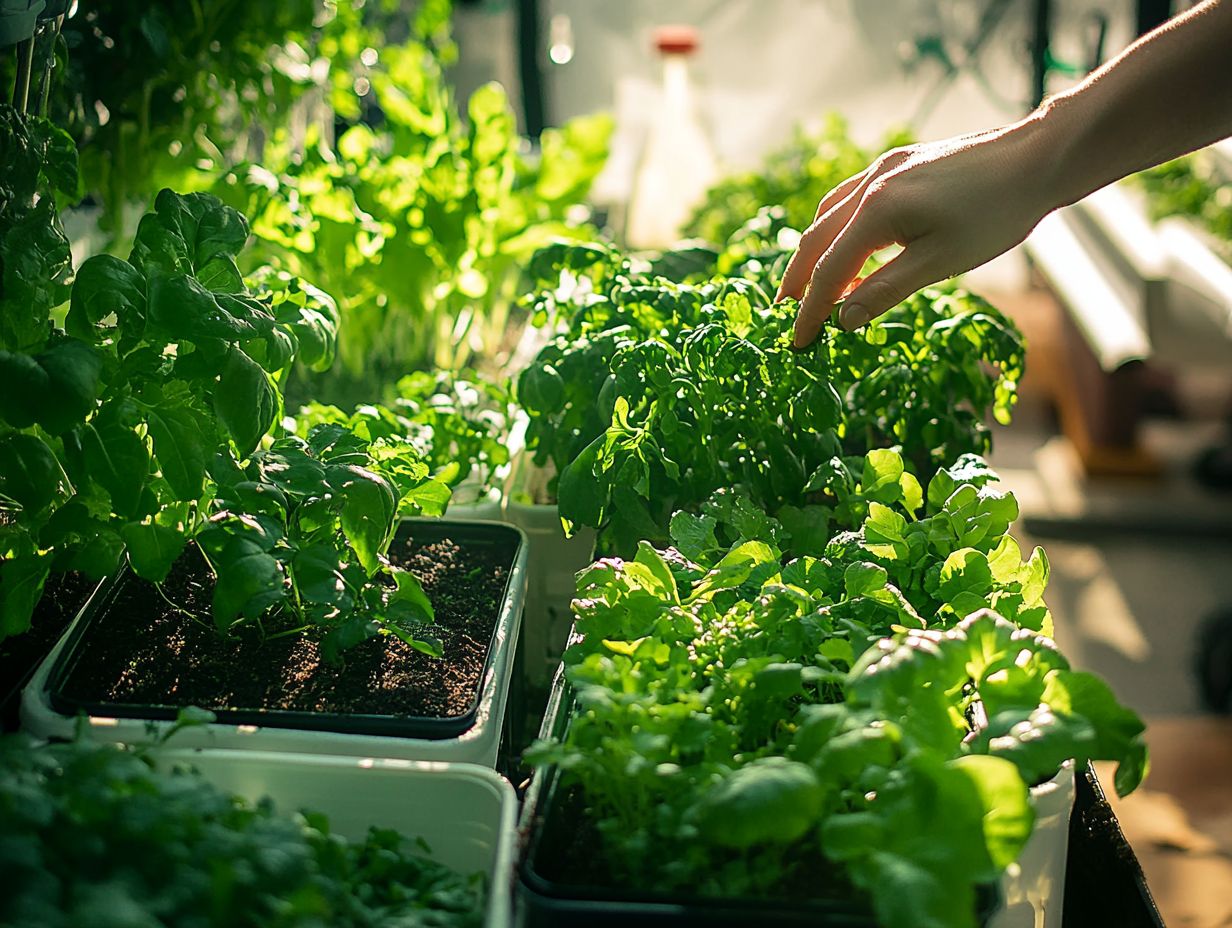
top-left (528, 455), bottom-right (1146, 928)
top-left (212, 9), bottom-right (613, 407)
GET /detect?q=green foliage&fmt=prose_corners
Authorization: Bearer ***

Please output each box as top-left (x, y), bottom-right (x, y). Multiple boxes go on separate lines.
top-left (0, 104), bottom-right (78, 354)
top-left (1, 182), bottom-right (329, 641)
top-left (43, 0), bottom-right (322, 235)
top-left (528, 460), bottom-right (1146, 927)
top-left (1134, 152), bottom-right (1232, 260)
top-left (516, 231), bottom-right (1024, 554)
top-left (211, 12), bottom-right (613, 406)
top-left (200, 422), bottom-right (449, 663)
top-left (0, 736), bottom-right (485, 928)
top-left (290, 370), bottom-right (512, 503)
top-left (1, 179), bottom-right (435, 660)
top-left (683, 114), bottom-right (912, 245)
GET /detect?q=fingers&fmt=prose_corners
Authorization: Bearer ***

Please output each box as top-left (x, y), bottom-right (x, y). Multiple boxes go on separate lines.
top-left (835, 239), bottom-right (945, 331)
top-left (775, 169), bottom-right (869, 302)
top-left (792, 203), bottom-right (895, 348)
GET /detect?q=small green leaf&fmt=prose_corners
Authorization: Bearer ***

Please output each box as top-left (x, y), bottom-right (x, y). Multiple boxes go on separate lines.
top-left (122, 522), bottom-right (187, 583)
top-left (0, 552), bottom-right (51, 639)
top-left (692, 758), bottom-right (825, 848)
top-left (214, 349), bottom-right (277, 457)
top-left (334, 466), bottom-right (397, 575)
top-left (0, 432), bottom-right (63, 512)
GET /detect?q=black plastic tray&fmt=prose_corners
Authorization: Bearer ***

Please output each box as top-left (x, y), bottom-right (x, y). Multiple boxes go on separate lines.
top-left (43, 519), bottom-right (523, 740)
top-left (516, 662), bottom-right (998, 927)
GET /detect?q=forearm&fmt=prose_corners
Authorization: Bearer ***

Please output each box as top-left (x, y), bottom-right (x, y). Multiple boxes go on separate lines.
top-left (1028, 0), bottom-right (1232, 209)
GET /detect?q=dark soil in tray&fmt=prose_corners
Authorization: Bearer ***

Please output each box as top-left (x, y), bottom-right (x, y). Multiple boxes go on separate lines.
top-left (528, 777), bottom-right (868, 911)
top-left (54, 527), bottom-right (515, 720)
top-left (0, 570), bottom-right (97, 730)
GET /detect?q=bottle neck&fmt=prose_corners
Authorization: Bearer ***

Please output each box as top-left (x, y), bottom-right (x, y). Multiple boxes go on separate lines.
top-left (660, 53), bottom-right (692, 106)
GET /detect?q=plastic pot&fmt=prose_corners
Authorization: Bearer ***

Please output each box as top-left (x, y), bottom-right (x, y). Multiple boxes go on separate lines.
top-left (152, 748), bottom-right (516, 928)
top-left (502, 449), bottom-right (596, 687)
top-left (518, 667), bottom-right (1071, 927)
top-left (22, 520), bottom-right (528, 767)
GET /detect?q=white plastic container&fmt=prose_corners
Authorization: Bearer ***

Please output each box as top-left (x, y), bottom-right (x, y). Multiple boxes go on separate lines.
top-left (447, 484), bottom-right (507, 522)
top-left (22, 521), bottom-right (529, 768)
top-left (151, 749), bottom-right (516, 928)
top-left (502, 450), bottom-right (595, 686)
top-left (989, 762), bottom-right (1076, 928)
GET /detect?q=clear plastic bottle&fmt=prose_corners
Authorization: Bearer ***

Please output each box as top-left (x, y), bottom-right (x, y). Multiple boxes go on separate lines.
top-left (625, 25), bottom-right (720, 250)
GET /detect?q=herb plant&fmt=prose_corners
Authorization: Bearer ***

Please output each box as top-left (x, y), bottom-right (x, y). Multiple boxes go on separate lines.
top-left (0, 735), bottom-right (485, 928)
top-left (1, 176), bottom-right (441, 662)
top-left (527, 456), bottom-right (1146, 928)
top-left (516, 234), bottom-right (1024, 554)
top-left (291, 370), bottom-right (512, 505)
top-left (213, 10), bottom-right (613, 407)
top-left (683, 114), bottom-right (912, 245)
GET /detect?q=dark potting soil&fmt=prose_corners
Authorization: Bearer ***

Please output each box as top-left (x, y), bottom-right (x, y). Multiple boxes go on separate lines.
top-left (55, 532), bottom-right (512, 719)
top-left (0, 570), bottom-right (97, 729)
top-left (530, 779), bottom-right (867, 911)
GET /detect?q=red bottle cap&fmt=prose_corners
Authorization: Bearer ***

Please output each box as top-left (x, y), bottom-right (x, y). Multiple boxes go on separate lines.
top-left (653, 25), bottom-right (699, 55)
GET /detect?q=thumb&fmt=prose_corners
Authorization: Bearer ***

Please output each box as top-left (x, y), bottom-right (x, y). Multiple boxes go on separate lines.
top-left (836, 242), bottom-right (946, 331)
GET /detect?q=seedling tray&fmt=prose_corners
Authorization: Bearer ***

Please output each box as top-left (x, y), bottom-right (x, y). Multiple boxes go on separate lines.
top-left (23, 520), bottom-right (527, 766)
top-left (152, 749), bottom-right (518, 928)
top-left (517, 666), bottom-right (1001, 927)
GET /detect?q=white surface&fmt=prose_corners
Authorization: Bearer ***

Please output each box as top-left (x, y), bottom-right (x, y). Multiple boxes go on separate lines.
top-left (544, 0), bottom-right (1136, 209)
top-left (21, 521), bottom-right (529, 767)
top-left (1024, 207), bottom-right (1152, 370)
top-left (151, 749), bottom-right (516, 928)
top-left (502, 449), bottom-right (596, 685)
top-left (990, 763), bottom-right (1076, 928)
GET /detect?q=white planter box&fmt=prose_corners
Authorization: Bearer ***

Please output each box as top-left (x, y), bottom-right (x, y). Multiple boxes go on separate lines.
top-left (22, 522), bottom-right (529, 768)
top-left (502, 450), bottom-right (596, 687)
top-left (151, 749), bottom-right (515, 928)
top-left (447, 485), bottom-right (507, 522)
top-left (989, 762), bottom-right (1076, 928)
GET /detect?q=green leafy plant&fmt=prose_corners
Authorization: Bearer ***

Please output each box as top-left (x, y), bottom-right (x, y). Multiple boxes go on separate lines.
top-left (0, 734), bottom-right (485, 928)
top-left (201, 420), bottom-right (450, 663)
top-left (0, 178), bottom-right (348, 647)
top-left (290, 370), bottom-right (512, 505)
top-left (527, 459), bottom-right (1146, 928)
top-left (516, 234), bottom-right (1024, 554)
top-left (683, 114), bottom-right (912, 245)
top-left (213, 11), bottom-right (613, 407)
top-left (1134, 151), bottom-right (1232, 260)
top-left (0, 103), bottom-right (78, 353)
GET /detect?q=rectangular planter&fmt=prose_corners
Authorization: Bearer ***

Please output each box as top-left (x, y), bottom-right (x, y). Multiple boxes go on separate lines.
top-left (518, 666), bottom-right (1072, 928)
top-left (151, 748), bottom-right (516, 928)
top-left (503, 449), bottom-right (596, 688)
top-left (21, 520), bottom-right (528, 768)
top-left (447, 485), bottom-right (507, 523)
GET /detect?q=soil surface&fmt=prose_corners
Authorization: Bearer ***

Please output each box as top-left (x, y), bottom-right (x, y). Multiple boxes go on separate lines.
top-left (56, 527), bottom-right (515, 720)
top-left (530, 778), bottom-right (869, 912)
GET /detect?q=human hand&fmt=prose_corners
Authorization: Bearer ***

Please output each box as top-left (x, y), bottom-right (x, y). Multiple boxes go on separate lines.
top-left (776, 123), bottom-right (1052, 348)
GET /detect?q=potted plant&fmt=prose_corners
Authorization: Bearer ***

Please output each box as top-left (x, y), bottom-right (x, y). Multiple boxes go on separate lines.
top-left (9, 185), bottom-right (526, 766)
top-left (21, 414), bottom-right (528, 764)
top-left (0, 733), bottom-right (516, 928)
top-left (518, 500), bottom-right (1146, 928)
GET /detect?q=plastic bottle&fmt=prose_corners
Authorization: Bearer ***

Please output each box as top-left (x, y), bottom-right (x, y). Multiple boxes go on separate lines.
top-left (625, 25), bottom-right (720, 250)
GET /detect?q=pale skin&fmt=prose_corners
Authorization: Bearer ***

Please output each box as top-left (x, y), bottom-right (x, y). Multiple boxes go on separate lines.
top-left (778, 0), bottom-right (1232, 348)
